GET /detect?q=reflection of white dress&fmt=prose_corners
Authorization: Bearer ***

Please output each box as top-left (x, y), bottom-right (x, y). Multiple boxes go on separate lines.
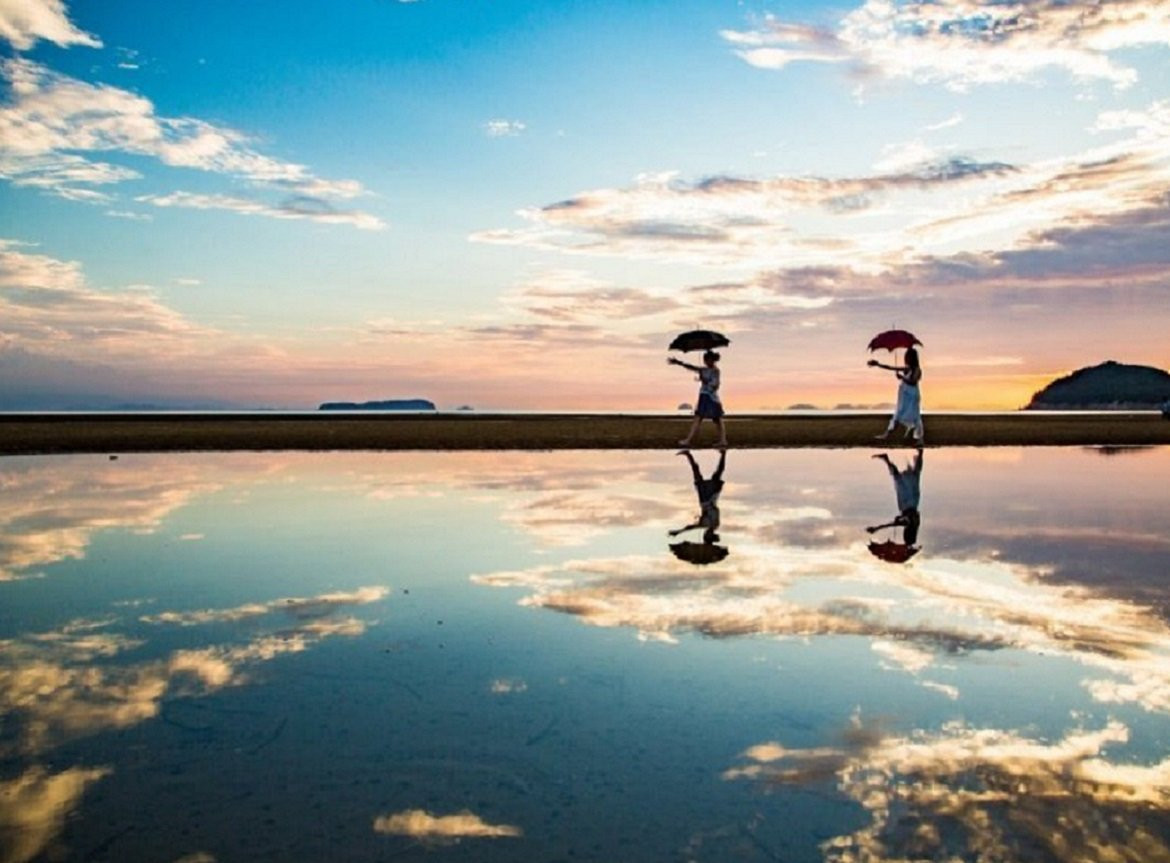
top-left (892, 465), bottom-right (921, 513)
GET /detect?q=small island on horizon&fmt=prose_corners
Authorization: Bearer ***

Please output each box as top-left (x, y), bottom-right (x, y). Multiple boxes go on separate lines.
top-left (319, 398), bottom-right (437, 411)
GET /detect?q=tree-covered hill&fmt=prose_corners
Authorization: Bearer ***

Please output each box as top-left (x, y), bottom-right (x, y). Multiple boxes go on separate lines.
top-left (1026, 361), bottom-right (1170, 410)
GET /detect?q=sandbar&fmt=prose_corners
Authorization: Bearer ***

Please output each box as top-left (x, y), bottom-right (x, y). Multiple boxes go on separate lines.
top-left (3, 412), bottom-right (1170, 455)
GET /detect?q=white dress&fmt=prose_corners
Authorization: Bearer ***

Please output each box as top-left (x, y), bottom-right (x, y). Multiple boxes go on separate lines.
top-left (893, 380), bottom-right (921, 427)
top-left (890, 372), bottom-right (923, 440)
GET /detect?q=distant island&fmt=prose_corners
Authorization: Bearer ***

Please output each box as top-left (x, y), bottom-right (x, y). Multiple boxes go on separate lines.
top-left (319, 399), bottom-right (436, 411)
top-left (1026, 361), bottom-right (1170, 410)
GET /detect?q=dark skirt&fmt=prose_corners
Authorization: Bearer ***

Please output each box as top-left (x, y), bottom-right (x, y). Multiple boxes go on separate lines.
top-left (695, 394), bottom-right (724, 419)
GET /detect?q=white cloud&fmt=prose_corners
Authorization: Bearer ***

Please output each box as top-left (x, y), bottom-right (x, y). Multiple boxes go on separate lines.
top-left (0, 239), bottom-right (212, 358)
top-left (104, 209), bottom-right (152, 221)
top-left (483, 119), bottom-right (526, 137)
top-left (0, 0), bottom-right (100, 50)
top-left (0, 59), bottom-right (382, 228)
top-left (474, 100), bottom-right (1170, 272)
top-left (0, 152), bottom-right (141, 198)
top-left (926, 111), bottom-right (964, 131)
top-left (137, 191), bottom-right (386, 231)
top-left (723, 0), bottom-right (1170, 90)
top-left (872, 138), bottom-right (942, 173)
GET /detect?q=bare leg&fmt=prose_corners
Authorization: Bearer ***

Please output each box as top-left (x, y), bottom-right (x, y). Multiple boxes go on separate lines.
top-left (679, 416), bottom-right (702, 446)
top-left (714, 418), bottom-right (727, 447)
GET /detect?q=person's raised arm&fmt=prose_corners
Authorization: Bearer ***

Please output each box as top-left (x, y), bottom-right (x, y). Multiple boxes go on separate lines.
top-left (668, 357), bottom-right (702, 372)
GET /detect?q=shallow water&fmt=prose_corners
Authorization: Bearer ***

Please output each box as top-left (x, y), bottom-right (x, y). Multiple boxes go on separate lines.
top-left (2, 446), bottom-right (1169, 862)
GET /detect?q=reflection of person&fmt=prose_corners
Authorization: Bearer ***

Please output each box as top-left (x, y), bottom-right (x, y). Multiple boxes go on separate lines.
top-left (866, 450), bottom-right (923, 553)
top-left (668, 350), bottom-right (727, 449)
top-left (868, 346), bottom-right (924, 444)
top-left (669, 449), bottom-right (726, 546)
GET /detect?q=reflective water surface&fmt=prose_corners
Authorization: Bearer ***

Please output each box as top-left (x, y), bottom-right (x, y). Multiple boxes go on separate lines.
top-left (2, 447), bottom-right (1170, 862)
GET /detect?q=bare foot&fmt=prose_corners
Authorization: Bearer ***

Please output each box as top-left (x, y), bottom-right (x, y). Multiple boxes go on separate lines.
top-left (678, 440), bottom-right (693, 447)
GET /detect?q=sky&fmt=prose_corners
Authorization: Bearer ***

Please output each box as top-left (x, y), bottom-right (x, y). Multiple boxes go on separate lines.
top-left (1, 0), bottom-right (1168, 411)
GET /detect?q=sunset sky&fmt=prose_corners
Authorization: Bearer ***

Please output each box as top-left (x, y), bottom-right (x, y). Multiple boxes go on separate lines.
top-left (1, 0), bottom-right (1168, 410)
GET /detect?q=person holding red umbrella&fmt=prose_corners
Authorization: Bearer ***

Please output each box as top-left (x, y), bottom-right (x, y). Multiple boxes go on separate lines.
top-left (868, 343), bottom-right (924, 445)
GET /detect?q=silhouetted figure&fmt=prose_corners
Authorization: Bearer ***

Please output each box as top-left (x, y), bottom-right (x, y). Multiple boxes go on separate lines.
top-left (668, 350), bottom-right (727, 448)
top-left (869, 346), bottom-right (924, 445)
top-left (669, 449), bottom-right (728, 565)
top-left (866, 450), bottom-right (923, 563)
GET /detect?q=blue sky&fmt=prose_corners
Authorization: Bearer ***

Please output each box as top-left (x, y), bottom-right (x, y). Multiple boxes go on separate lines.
top-left (1, 0), bottom-right (1168, 409)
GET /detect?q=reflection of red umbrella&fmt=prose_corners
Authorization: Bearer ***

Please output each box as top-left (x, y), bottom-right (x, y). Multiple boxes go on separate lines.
top-left (867, 540), bottom-right (919, 563)
top-left (669, 329), bottom-right (731, 353)
top-left (867, 329), bottom-right (922, 352)
top-left (670, 541), bottom-right (729, 565)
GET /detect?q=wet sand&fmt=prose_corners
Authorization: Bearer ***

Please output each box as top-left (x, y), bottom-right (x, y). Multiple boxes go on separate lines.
top-left (3, 412), bottom-right (1170, 454)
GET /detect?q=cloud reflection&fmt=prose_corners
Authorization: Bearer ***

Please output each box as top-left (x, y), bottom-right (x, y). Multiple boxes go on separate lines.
top-left (140, 586), bottom-right (389, 626)
top-left (473, 535), bottom-right (1170, 713)
top-left (725, 716), bottom-right (1170, 863)
top-left (0, 586), bottom-right (388, 756)
top-left (0, 766), bottom-right (110, 863)
top-left (0, 456), bottom-right (219, 581)
top-left (372, 809), bottom-right (523, 843)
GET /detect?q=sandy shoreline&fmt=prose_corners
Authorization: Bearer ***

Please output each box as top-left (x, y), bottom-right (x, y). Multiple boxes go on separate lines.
top-left (3, 412), bottom-right (1170, 454)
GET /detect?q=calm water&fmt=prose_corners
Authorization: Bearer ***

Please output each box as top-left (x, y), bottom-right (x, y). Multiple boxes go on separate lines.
top-left (2, 447), bottom-right (1169, 862)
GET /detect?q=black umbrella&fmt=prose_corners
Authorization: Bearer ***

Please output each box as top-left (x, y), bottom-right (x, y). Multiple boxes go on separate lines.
top-left (669, 329), bottom-right (730, 352)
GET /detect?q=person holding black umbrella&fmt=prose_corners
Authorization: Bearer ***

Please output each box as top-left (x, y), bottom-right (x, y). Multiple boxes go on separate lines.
top-left (669, 349), bottom-right (727, 448)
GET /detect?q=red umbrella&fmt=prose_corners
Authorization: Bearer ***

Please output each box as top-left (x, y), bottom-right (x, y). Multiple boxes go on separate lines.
top-left (867, 329), bottom-right (922, 352)
top-left (867, 540), bottom-right (919, 564)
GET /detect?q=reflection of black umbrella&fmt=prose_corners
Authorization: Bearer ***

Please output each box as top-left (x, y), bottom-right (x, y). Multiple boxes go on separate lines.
top-left (867, 539), bottom-right (919, 563)
top-left (670, 541), bottom-right (729, 565)
top-left (669, 330), bottom-right (730, 352)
